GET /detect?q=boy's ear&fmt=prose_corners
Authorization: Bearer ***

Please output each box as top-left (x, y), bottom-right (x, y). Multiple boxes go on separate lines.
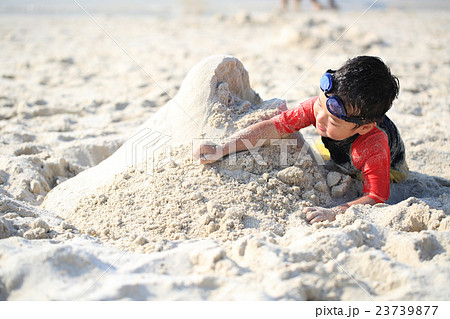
top-left (355, 122), bottom-right (376, 135)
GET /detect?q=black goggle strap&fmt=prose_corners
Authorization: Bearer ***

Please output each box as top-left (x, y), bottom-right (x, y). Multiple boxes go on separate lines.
top-left (327, 94), bottom-right (366, 124)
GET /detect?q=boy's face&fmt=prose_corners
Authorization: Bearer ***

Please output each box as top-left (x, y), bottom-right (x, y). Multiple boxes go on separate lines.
top-left (314, 92), bottom-right (374, 140)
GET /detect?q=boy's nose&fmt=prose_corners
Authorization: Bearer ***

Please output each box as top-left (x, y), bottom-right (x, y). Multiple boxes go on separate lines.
top-left (316, 108), bottom-right (327, 122)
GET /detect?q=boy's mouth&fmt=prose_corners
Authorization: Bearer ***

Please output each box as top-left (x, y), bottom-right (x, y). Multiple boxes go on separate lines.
top-left (317, 124), bottom-right (327, 132)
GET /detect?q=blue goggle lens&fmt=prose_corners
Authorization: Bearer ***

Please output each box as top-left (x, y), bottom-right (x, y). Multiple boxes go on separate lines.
top-left (326, 96), bottom-right (346, 118)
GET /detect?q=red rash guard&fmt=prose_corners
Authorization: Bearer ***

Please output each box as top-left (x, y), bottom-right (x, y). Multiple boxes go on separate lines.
top-left (271, 96), bottom-right (391, 203)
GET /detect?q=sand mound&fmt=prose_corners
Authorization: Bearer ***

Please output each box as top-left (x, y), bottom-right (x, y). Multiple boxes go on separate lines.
top-left (69, 144), bottom-right (340, 252)
top-left (42, 55), bottom-right (287, 216)
top-left (58, 56), bottom-right (360, 252)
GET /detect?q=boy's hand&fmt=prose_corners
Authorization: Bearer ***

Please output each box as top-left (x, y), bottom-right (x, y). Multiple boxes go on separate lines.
top-left (193, 143), bottom-right (225, 164)
top-left (304, 207), bottom-right (337, 224)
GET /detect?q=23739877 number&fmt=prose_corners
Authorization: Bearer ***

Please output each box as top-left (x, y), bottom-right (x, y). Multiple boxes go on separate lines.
top-left (376, 306), bottom-right (438, 316)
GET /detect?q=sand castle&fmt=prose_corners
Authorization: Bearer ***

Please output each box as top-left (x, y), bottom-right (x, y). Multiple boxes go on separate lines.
top-left (42, 55), bottom-right (273, 215)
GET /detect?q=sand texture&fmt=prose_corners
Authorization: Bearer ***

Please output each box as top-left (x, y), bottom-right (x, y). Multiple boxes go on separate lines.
top-left (0, 8), bottom-right (449, 300)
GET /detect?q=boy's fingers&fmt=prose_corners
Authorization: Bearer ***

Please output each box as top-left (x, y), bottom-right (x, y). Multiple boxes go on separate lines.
top-left (303, 207), bottom-right (318, 214)
top-left (192, 147), bottom-right (200, 160)
top-left (198, 155), bottom-right (207, 164)
top-left (193, 144), bottom-right (216, 159)
top-left (203, 153), bottom-right (221, 163)
top-left (193, 145), bottom-right (208, 160)
top-left (198, 155), bottom-right (213, 164)
top-left (197, 152), bottom-right (222, 164)
top-left (193, 144), bottom-right (221, 164)
top-left (310, 215), bottom-right (325, 224)
top-left (305, 210), bottom-right (319, 222)
top-left (203, 152), bottom-right (218, 159)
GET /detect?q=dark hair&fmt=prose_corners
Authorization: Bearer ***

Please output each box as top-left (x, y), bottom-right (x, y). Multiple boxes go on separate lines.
top-left (332, 56), bottom-right (399, 125)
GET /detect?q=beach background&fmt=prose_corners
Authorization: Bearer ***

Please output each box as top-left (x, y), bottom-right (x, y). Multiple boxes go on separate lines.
top-left (0, 0), bottom-right (449, 301)
top-left (2, 0), bottom-right (450, 15)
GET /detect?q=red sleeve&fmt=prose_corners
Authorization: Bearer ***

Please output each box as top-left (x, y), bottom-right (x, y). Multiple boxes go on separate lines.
top-left (351, 128), bottom-right (391, 203)
top-left (270, 96), bottom-right (318, 135)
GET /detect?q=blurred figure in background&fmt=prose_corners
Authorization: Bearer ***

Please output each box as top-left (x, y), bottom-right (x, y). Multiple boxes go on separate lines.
top-left (282, 0), bottom-right (338, 11)
top-left (180, 0), bottom-right (207, 15)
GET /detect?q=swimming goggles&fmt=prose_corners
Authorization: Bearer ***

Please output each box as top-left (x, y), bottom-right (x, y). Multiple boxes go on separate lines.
top-left (320, 70), bottom-right (366, 124)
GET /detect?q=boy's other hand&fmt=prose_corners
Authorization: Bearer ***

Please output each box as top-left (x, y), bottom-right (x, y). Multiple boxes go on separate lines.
top-left (193, 143), bottom-right (224, 164)
top-left (304, 207), bottom-right (337, 224)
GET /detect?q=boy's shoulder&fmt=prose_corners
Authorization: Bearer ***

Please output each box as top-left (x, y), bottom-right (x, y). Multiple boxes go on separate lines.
top-left (354, 126), bottom-right (389, 151)
top-left (351, 127), bottom-right (389, 166)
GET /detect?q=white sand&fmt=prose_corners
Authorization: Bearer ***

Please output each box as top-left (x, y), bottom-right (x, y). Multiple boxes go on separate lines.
top-left (0, 8), bottom-right (449, 300)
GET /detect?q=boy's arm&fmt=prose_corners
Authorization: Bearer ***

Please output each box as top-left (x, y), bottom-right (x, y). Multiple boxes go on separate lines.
top-left (305, 196), bottom-right (376, 224)
top-left (195, 97), bottom-right (318, 164)
top-left (306, 131), bottom-right (390, 224)
top-left (194, 119), bottom-right (288, 164)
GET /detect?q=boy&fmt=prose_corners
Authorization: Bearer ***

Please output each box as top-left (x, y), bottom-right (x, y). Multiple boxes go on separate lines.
top-left (194, 56), bottom-right (408, 224)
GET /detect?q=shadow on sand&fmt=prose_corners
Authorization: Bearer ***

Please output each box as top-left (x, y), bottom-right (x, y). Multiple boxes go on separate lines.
top-left (388, 171), bottom-right (450, 212)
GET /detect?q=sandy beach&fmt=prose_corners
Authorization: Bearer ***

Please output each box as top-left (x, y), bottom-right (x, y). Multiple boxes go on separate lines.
top-left (1, 1), bottom-right (449, 301)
